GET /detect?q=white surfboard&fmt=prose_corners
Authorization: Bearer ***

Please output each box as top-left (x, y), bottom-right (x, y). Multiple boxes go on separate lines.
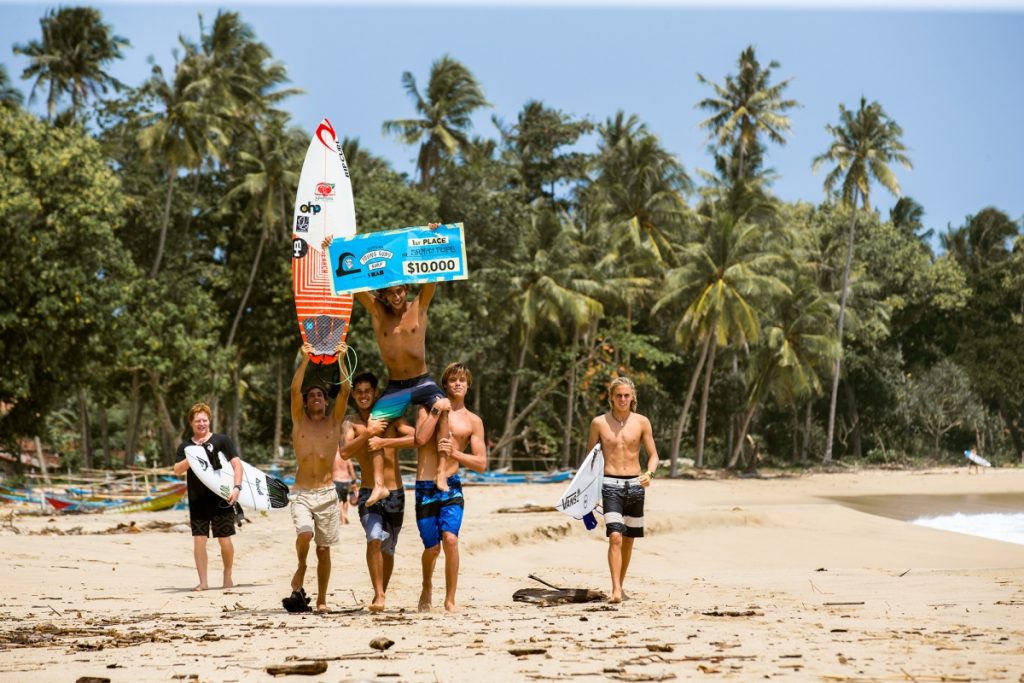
top-left (965, 450), bottom-right (991, 468)
top-left (184, 445), bottom-right (289, 512)
top-left (554, 443), bottom-right (604, 520)
top-left (291, 118), bottom-right (357, 365)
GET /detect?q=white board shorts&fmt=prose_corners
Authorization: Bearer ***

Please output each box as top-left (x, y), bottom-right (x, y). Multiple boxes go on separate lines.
top-left (291, 487), bottom-right (341, 547)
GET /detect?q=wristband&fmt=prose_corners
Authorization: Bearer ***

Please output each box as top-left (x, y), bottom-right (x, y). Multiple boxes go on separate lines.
top-left (233, 484), bottom-right (242, 491)
top-left (644, 470), bottom-right (654, 479)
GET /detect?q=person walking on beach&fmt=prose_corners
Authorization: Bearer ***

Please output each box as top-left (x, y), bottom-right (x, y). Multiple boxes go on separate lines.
top-left (173, 402), bottom-right (243, 592)
top-left (340, 371), bottom-right (415, 612)
top-left (586, 376), bottom-right (660, 604)
top-left (283, 341), bottom-right (350, 613)
top-left (412, 362), bottom-right (487, 612)
top-left (332, 448), bottom-right (357, 524)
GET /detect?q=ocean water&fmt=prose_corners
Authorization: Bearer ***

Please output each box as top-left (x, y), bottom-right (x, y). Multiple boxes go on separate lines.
top-left (912, 512), bottom-right (1024, 547)
top-left (828, 493), bottom-right (1024, 547)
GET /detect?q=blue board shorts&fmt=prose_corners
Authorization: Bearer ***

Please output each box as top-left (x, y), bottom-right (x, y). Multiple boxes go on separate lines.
top-left (370, 374), bottom-right (445, 422)
top-left (357, 487), bottom-right (405, 557)
top-left (602, 475), bottom-right (645, 538)
top-left (414, 476), bottom-right (464, 549)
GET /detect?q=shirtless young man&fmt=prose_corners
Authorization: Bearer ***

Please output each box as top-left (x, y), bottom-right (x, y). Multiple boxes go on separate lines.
top-left (586, 376), bottom-right (660, 604)
top-left (340, 371), bottom-right (415, 613)
top-left (412, 362), bottom-right (486, 612)
top-left (332, 448), bottom-right (356, 524)
top-left (339, 223), bottom-right (450, 505)
top-left (284, 341), bottom-right (350, 613)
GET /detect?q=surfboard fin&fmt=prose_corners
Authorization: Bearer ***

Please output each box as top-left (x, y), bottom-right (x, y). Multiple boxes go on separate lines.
top-left (268, 477), bottom-right (291, 509)
top-left (582, 511), bottom-right (598, 530)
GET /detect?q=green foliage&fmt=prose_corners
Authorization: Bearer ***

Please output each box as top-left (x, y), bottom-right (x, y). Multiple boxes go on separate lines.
top-left (0, 108), bottom-right (135, 442)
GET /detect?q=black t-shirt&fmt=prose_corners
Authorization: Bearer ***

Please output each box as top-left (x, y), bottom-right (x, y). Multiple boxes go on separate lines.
top-left (174, 433), bottom-right (239, 520)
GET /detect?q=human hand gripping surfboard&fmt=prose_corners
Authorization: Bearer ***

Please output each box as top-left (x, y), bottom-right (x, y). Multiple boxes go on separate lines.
top-left (291, 118), bottom-right (356, 365)
top-left (554, 442), bottom-right (604, 529)
top-left (184, 445), bottom-right (289, 512)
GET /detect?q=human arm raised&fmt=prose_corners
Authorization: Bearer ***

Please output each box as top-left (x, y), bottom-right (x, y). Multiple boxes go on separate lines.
top-left (291, 344), bottom-right (311, 424)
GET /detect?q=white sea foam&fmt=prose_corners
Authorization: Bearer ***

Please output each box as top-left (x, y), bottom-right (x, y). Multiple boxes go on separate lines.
top-left (912, 512), bottom-right (1024, 547)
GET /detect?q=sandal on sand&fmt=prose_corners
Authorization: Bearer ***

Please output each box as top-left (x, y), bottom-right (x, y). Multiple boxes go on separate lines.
top-left (282, 587), bottom-right (312, 613)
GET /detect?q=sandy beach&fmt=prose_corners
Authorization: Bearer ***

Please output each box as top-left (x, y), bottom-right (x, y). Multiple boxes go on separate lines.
top-left (1, 467), bottom-right (1022, 682)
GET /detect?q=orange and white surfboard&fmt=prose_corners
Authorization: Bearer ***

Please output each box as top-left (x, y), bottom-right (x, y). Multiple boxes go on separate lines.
top-left (291, 118), bottom-right (356, 364)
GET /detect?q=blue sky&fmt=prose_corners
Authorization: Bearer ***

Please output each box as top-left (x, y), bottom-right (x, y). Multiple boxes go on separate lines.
top-left (2, 1), bottom-right (1023, 243)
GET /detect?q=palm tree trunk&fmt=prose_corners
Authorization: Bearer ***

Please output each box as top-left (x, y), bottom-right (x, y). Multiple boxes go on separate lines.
top-left (226, 226), bottom-right (268, 350)
top-left (124, 370), bottom-right (143, 468)
top-left (561, 327), bottom-right (580, 470)
top-left (694, 341), bottom-right (718, 468)
top-left (668, 334), bottom-right (712, 476)
top-left (34, 436), bottom-right (49, 486)
top-left (99, 404), bottom-right (110, 470)
top-left (801, 400), bottom-right (813, 464)
top-left (273, 353), bottom-right (283, 465)
top-left (230, 364), bottom-right (242, 454)
top-left (498, 332), bottom-right (530, 469)
top-left (149, 171), bottom-right (176, 279)
top-left (148, 372), bottom-right (178, 466)
top-left (824, 204), bottom-right (859, 462)
top-left (844, 380), bottom-right (862, 459)
top-left (728, 402), bottom-right (759, 469)
top-left (77, 387), bottom-right (93, 470)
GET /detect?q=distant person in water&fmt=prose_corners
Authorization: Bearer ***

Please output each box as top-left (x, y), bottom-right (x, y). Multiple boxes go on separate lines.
top-left (340, 371), bottom-right (415, 612)
top-left (173, 402), bottom-right (243, 591)
top-left (412, 362), bottom-right (487, 612)
top-left (586, 376), bottom-right (660, 604)
top-left (283, 341), bottom-right (350, 613)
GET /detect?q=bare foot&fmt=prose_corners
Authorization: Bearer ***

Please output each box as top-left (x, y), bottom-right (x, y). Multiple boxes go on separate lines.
top-left (192, 584), bottom-right (208, 592)
top-left (222, 578), bottom-right (234, 589)
top-left (368, 596), bottom-right (385, 613)
top-left (608, 592), bottom-right (623, 604)
top-left (435, 471), bottom-right (449, 492)
top-left (366, 485), bottom-right (390, 507)
top-left (418, 590), bottom-right (432, 612)
top-left (444, 600), bottom-right (458, 613)
top-left (316, 603), bottom-right (329, 613)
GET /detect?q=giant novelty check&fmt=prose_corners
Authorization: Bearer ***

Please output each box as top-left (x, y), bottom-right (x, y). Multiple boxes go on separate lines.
top-left (327, 223), bottom-right (468, 295)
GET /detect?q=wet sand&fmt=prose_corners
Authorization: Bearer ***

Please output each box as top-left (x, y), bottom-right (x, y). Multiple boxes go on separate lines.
top-left (1, 467), bottom-right (1023, 682)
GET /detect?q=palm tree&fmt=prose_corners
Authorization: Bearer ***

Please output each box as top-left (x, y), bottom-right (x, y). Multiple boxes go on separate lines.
top-left (137, 51), bottom-right (228, 278)
top-left (382, 55), bottom-right (489, 189)
top-left (13, 6), bottom-right (128, 122)
top-left (941, 207), bottom-right (1018, 275)
top-left (728, 276), bottom-right (839, 468)
top-left (697, 46), bottom-right (797, 181)
top-left (590, 112), bottom-right (692, 267)
top-left (812, 96), bottom-right (912, 462)
top-left (0, 64), bottom-right (24, 108)
top-left (491, 210), bottom-right (605, 468)
top-left (654, 208), bottom-right (789, 469)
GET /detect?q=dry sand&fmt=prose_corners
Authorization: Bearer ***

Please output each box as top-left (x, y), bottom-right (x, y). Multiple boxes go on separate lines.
top-left (1, 467), bottom-right (1022, 682)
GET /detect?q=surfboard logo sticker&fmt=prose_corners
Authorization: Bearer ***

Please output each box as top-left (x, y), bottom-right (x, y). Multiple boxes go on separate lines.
top-left (255, 478), bottom-right (265, 495)
top-left (315, 182), bottom-right (335, 198)
top-left (195, 456), bottom-right (209, 472)
top-left (315, 119), bottom-right (337, 151)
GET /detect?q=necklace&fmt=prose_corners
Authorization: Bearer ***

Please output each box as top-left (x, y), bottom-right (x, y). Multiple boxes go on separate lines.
top-left (613, 413), bottom-right (629, 428)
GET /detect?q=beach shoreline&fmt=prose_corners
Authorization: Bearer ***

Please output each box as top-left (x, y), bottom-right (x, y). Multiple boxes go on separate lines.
top-left (2, 467), bottom-right (1022, 682)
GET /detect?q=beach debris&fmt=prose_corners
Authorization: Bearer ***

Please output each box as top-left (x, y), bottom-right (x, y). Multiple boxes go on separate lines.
top-left (282, 588), bottom-right (312, 613)
top-left (497, 504), bottom-right (557, 514)
top-left (645, 644), bottom-right (674, 652)
top-left (607, 673), bottom-right (676, 682)
top-left (700, 610), bottom-right (763, 617)
top-left (823, 602), bottom-right (865, 607)
top-left (369, 637), bottom-right (394, 651)
top-left (265, 661), bottom-right (328, 676)
top-left (508, 647), bottom-right (547, 656)
top-left (75, 678), bottom-right (111, 683)
top-left (513, 574), bottom-right (607, 606)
